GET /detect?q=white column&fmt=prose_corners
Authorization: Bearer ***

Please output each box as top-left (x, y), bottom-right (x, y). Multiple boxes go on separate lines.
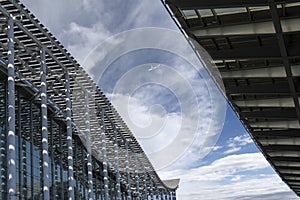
top-left (7, 16), bottom-right (16, 200)
top-left (65, 71), bottom-right (74, 199)
top-left (114, 126), bottom-right (121, 200)
top-left (40, 47), bottom-right (50, 200)
top-left (125, 140), bottom-right (131, 200)
top-left (85, 91), bottom-right (93, 200)
top-left (135, 154), bottom-right (140, 200)
top-left (101, 110), bottom-right (109, 200)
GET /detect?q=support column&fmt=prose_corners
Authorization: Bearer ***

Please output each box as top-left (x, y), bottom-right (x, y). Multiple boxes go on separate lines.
top-left (143, 169), bottom-right (148, 200)
top-left (7, 16), bottom-right (16, 200)
top-left (40, 47), bottom-right (50, 200)
top-left (125, 140), bottom-right (132, 200)
top-left (150, 179), bottom-right (154, 200)
top-left (163, 193), bottom-right (166, 200)
top-left (153, 188), bottom-right (157, 200)
top-left (113, 126), bottom-right (121, 200)
top-left (85, 91), bottom-right (93, 200)
top-left (65, 71), bottom-right (74, 199)
top-left (101, 110), bottom-right (109, 200)
top-left (135, 154), bottom-right (140, 200)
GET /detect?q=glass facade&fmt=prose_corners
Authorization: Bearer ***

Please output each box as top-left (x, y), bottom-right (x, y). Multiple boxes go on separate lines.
top-left (0, 74), bottom-right (127, 199)
top-left (0, 73), bottom-right (176, 199)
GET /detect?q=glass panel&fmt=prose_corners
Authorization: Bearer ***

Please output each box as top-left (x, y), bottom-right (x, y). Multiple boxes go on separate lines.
top-left (285, 2), bottom-right (300, 7)
top-left (32, 103), bottom-right (42, 199)
top-left (198, 9), bottom-right (213, 17)
top-left (214, 7), bottom-right (247, 15)
top-left (182, 9), bottom-right (198, 19)
top-left (249, 6), bottom-right (269, 12)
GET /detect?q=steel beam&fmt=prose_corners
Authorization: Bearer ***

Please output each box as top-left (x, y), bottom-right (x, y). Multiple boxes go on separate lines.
top-left (262, 145), bottom-right (300, 152)
top-left (167, 2), bottom-right (189, 29)
top-left (250, 120), bottom-right (300, 129)
top-left (191, 18), bottom-right (300, 37)
top-left (221, 65), bottom-right (300, 78)
top-left (279, 169), bottom-right (300, 175)
top-left (7, 16), bottom-right (16, 200)
top-left (234, 98), bottom-right (295, 108)
top-left (267, 151), bottom-right (300, 157)
top-left (272, 156), bottom-right (300, 162)
top-left (259, 137), bottom-right (300, 145)
top-left (226, 82), bottom-right (295, 94)
top-left (167, 0), bottom-right (300, 9)
top-left (65, 71), bottom-right (75, 199)
top-left (253, 129), bottom-right (300, 137)
top-left (209, 45), bottom-right (281, 59)
top-left (240, 108), bottom-right (297, 119)
top-left (222, 66), bottom-right (286, 78)
top-left (269, 2), bottom-right (300, 124)
top-left (40, 47), bottom-right (50, 200)
top-left (283, 176), bottom-right (300, 181)
top-left (274, 161), bottom-right (300, 167)
top-left (191, 21), bottom-right (275, 36)
top-left (205, 43), bottom-right (300, 60)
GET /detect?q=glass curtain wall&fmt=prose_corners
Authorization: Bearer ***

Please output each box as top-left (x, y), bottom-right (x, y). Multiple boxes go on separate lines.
top-left (0, 74), bottom-right (126, 200)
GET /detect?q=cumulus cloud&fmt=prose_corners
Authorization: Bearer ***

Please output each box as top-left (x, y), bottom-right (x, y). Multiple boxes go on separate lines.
top-left (224, 134), bottom-right (252, 155)
top-left (22, 0), bottom-right (176, 67)
top-left (159, 153), bottom-right (298, 200)
top-left (165, 153), bottom-right (270, 182)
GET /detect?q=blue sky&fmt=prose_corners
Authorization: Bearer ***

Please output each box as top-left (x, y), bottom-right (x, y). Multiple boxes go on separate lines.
top-left (21, 0), bottom-right (299, 199)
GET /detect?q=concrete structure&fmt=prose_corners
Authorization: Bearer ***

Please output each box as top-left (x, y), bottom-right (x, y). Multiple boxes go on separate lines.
top-left (0, 0), bottom-right (179, 199)
top-left (163, 0), bottom-right (300, 197)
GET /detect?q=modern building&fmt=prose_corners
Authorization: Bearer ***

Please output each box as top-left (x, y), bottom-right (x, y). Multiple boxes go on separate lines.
top-left (163, 0), bottom-right (300, 197)
top-left (0, 0), bottom-right (178, 199)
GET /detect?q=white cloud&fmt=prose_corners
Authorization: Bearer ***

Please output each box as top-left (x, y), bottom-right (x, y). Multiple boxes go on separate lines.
top-left (231, 134), bottom-right (253, 146)
top-left (212, 145), bottom-right (222, 151)
top-left (60, 21), bottom-right (113, 68)
top-left (159, 153), bottom-right (298, 200)
top-left (179, 153), bottom-right (269, 182)
top-left (224, 134), bottom-right (252, 155)
top-left (231, 175), bottom-right (242, 181)
top-left (224, 146), bottom-right (241, 154)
